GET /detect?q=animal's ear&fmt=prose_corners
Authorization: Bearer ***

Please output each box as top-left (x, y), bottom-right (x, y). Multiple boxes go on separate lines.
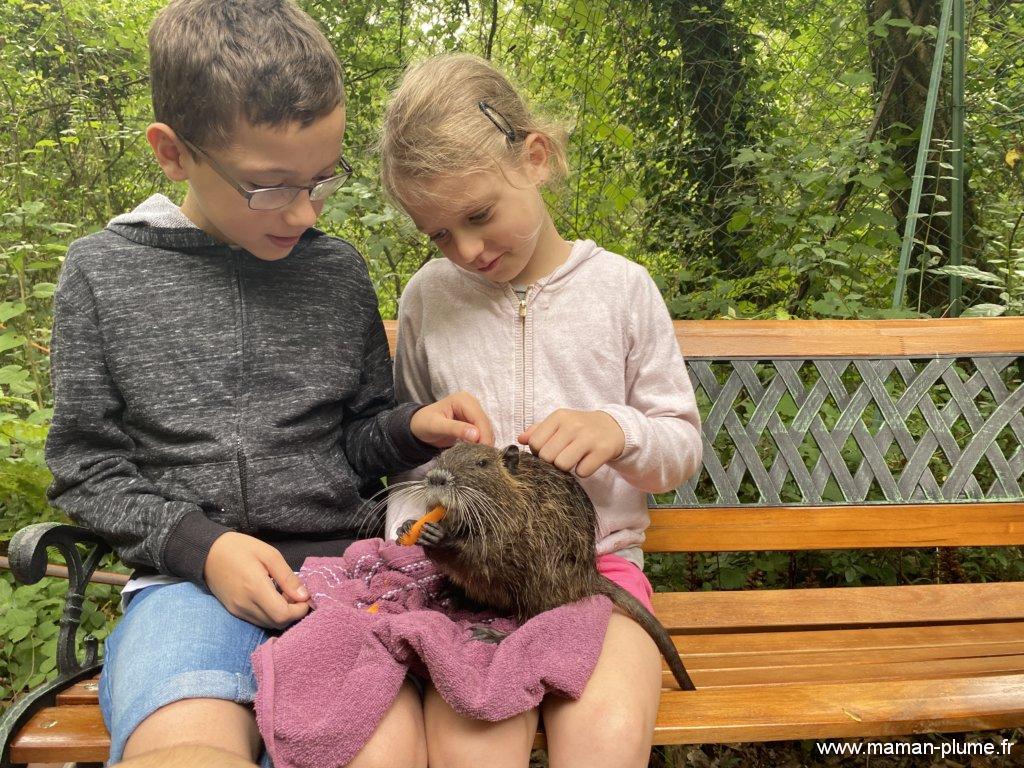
top-left (502, 445), bottom-right (521, 474)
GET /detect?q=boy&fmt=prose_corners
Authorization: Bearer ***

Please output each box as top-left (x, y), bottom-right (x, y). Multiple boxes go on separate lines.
top-left (44, 1), bottom-right (481, 764)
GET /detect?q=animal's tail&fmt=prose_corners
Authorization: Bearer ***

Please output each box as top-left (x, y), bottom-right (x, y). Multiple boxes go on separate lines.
top-left (599, 578), bottom-right (697, 691)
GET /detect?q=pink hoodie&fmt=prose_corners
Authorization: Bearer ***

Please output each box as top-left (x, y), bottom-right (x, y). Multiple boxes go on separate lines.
top-left (386, 240), bottom-right (702, 568)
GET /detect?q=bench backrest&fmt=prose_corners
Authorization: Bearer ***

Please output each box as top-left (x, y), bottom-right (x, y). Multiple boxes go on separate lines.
top-left (385, 318), bottom-right (1024, 553)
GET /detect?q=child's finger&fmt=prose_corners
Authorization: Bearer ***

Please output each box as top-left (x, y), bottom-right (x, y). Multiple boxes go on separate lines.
top-left (449, 393), bottom-right (493, 445)
top-left (522, 417), bottom-right (558, 454)
top-left (253, 588), bottom-right (310, 629)
top-left (275, 599), bottom-right (311, 626)
top-left (433, 417), bottom-right (475, 446)
top-left (536, 427), bottom-right (574, 466)
top-left (248, 567), bottom-right (310, 628)
top-left (262, 552), bottom-right (310, 604)
top-left (574, 448), bottom-right (608, 478)
top-left (552, 441), bottom-right (588, 474)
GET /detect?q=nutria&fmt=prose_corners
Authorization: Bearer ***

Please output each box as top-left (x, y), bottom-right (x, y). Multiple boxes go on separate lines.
top-left (394, 442), bottom-right (696, 691)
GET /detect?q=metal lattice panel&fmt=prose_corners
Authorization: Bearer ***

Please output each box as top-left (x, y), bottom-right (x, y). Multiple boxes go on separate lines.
top-left (670, 356), bottom-right (1024, 507)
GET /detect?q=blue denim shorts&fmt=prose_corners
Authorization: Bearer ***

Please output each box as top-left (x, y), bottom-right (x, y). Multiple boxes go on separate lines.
top-left (99, 582), bottom-right (271, 764)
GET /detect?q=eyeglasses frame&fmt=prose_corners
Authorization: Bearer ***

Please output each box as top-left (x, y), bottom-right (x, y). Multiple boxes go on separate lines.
top-left (178, 136), bottom-right (353, 211)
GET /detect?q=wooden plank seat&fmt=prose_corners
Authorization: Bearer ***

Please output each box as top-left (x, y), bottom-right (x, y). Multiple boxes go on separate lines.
top-left (3, 317), bottom-right (1024, 765)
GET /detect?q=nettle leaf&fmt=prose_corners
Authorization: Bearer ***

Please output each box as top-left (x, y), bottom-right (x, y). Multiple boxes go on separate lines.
top-left (0, 331), bottom-right (27, 354)
top-left (934, 264), bottom-right (1002, 284)
top-left (0, 302), bottom-right (27, 324)
top-left (2, 420), bottom-right (49, 443)
top-left (839, 70), bottom-right (874, 88)
top-left (961, 304), bottom-right (1007, 317)
top-left (726, 211), bottom-right (750, 233)
top-left (0, 365), bottom-right (31, 386)
top-left (4, 606), bottom-right (38, 628)
top-left (31, 282), bottom-right (56, 299)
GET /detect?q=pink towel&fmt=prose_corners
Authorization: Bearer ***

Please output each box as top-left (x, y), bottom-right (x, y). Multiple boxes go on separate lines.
top-left (251, 539), bottom-right (612, 768)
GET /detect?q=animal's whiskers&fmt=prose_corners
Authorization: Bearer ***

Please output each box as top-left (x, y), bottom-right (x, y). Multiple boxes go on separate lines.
top-left (357, 481), bottom-right (428, 539)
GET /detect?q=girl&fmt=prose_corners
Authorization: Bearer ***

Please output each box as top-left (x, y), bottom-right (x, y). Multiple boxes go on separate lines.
top-left (379, 53), bottom-right (702, 768)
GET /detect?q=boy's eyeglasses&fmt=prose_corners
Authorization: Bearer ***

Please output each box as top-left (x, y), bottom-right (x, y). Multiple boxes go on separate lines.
top-left (179, 136), bottom-right (353, 211)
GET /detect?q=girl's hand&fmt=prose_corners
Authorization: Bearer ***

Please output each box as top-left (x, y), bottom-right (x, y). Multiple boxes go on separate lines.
top-left (519, 409), bottom-right (625, 477)
top-left (411, 391), bottom-right (494, 447)
top-left (203, 532), bottom-right (311, 629)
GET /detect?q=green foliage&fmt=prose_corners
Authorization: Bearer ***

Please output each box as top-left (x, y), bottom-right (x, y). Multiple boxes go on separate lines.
top-left (0, 572), bottom-right (120, 703)
top-left (647, 545), bottom-right (1024, 597)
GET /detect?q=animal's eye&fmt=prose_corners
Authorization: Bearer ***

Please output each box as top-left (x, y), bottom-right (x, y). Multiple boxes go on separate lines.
top-left (475, 458), bottom-right (489, 468)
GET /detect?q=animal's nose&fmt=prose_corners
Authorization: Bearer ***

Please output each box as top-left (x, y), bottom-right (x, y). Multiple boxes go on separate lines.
top-left (426, 469), bottom-right (452, 486)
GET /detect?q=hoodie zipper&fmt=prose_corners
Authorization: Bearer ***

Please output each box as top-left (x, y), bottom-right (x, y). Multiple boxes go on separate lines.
top-left (517, 289), bottom-right (530, 436)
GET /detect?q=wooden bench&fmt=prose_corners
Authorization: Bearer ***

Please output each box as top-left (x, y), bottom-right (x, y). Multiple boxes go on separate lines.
top-left (3, 317), bottom-right (1024, 765)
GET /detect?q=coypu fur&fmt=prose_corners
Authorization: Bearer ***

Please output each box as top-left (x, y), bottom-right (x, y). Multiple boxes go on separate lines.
top-left (395, 442), bottom-right (696, 691)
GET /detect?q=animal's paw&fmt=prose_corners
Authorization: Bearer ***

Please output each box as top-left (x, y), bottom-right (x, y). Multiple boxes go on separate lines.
top-left (418, 521), bottom-right (446, 547)
top-left (470, 625), bottom-right (508, 644)
top-left (396, 519), bottom-right (415, 541)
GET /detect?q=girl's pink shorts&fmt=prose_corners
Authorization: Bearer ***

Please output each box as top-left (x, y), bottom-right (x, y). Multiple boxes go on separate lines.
top-left (596, 553), bottom-right (655, 613)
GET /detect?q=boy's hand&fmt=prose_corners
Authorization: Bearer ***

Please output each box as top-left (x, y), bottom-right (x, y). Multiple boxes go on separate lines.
top-left (519, 409), bottom-right (625, 478)
top-left (411, 391), bottom-right (494, 448)
top-left (203, 532), bottom-right (310, 629)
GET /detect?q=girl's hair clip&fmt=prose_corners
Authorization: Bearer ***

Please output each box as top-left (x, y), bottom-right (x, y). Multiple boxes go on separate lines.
top-left (478, 101), bottom-right (518, 144)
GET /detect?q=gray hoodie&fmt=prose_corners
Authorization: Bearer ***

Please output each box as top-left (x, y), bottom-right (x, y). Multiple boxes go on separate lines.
top-left (45, 194), bottom-right (436, 584)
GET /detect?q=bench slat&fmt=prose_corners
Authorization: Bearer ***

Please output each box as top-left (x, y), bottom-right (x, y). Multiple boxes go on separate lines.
top-left (56, 678), bottom-right (102, 706)
top-left (9, 705), bottom-right (111, 764)
top-left (674, 620), bottom-right (1024, 657)
top-left (653, 582), bottom-right (1024, 633)
top-left (674, 318), bottom-right (1024, 359)
top-left (383, 318), bottom-right (1024, 359)
top-left (669, 620), bottom-right (1024, 688)
top-left (679, 639), bottom-right (1024, 673)
top-left (645, 502), bottom-right (1024, 551)
top-left (652, 672), bottom-right (1024, 744)
top-left (672, 651), bottom-right (1024, 689)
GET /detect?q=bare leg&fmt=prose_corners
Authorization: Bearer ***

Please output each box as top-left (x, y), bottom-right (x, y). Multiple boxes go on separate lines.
top-left (423, 683), bottom-right (539, 768)
top-left (541, 610), bottom-right (663, 768)
top-left (117, 744), bottom-right (259, 768)
top-left (348, 680), bottom-right (428, 768)
top-left (121, 681), bottom-right (426, 768)
top-left (122, 698), bottom-right (260, 762)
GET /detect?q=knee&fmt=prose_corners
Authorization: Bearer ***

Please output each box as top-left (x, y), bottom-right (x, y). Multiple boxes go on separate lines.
top-left (547, 700), bottom-right (654, 766)
top-left (587, 704), bottom-right (652, 755)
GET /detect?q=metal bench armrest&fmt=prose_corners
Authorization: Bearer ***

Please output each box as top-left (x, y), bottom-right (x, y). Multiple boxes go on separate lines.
top-left (9, 523), bottom-right (113, 676)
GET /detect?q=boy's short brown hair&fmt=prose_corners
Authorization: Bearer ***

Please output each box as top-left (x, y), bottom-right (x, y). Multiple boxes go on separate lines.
top-left (149, 0), bottom-right (344, 149)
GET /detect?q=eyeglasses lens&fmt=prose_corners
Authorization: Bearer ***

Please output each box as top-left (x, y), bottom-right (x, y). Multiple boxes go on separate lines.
top-left (249, 188), bottom-right (301, 211)
top-left (309, 174), bottom-right (349, 202)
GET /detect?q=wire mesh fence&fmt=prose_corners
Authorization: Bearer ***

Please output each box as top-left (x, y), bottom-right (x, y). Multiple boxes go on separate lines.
top-left (316, 0), bottom-right (1024, 319)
